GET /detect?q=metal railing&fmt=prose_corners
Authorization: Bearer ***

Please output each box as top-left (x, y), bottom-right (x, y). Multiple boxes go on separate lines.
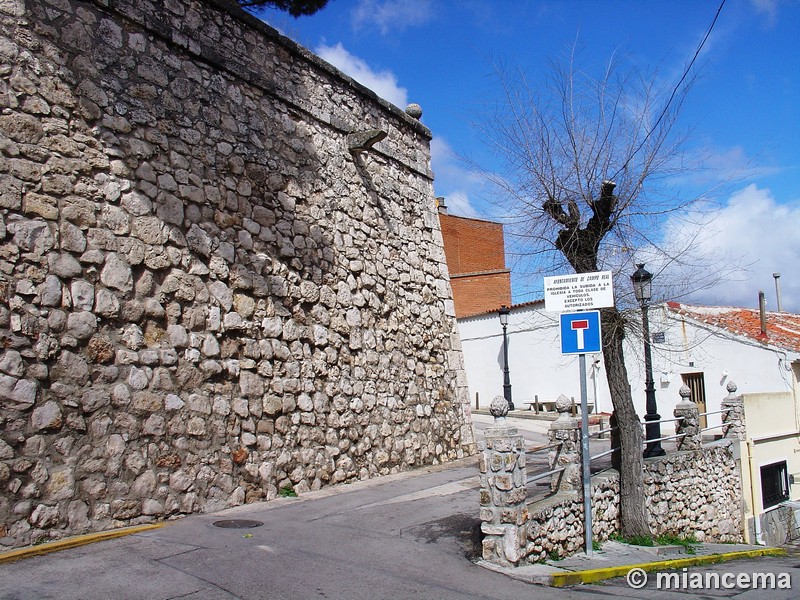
top-left (698, 408), bottom-right (733, 443)
top-left (639, 415), bottom-right (687, 447)
top-left (521, 405), bottom-right (736, 485)
top-left (699, 408), bottom-right (733, 435)
top-left (589, 447), bottom-right (617, 461)
top-left (527, 467), bottom-right (565, 484)
top-left (525, 441), bottom-right (563, 485)
top-left (587, 423), bottom-right (618, 462)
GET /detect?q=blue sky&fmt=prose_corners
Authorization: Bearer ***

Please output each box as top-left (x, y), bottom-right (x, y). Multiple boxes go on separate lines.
top-left (252, 0), bottom-right (800, 311)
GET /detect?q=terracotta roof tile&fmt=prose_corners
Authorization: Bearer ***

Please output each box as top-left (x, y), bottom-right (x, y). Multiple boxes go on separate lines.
top-left (666, 302), bottom-right (800, 353)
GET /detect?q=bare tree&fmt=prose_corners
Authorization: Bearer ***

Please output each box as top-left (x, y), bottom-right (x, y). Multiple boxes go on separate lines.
top-left (475, 48), bottom-right (716, 538)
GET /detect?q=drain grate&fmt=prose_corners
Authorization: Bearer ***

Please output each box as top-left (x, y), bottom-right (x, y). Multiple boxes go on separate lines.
top-left (212, 519), bottom-right (263, 529)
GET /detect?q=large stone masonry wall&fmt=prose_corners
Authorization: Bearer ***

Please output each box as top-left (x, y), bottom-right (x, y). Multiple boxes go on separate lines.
top-left (0, 0), bottom-right (475, 547)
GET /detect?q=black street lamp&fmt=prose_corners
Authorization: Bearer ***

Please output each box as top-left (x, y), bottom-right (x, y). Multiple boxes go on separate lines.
top-left (498, 305), bottom-right (514, 411)
top-left (631, 264), bottom-right (665, 457)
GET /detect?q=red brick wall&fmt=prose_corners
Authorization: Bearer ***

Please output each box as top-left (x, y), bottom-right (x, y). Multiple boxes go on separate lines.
top-left (451, 271), bottom-right (512, 318)
top-left (439, 213), bottom-right (511, 318)
top-left (439, 214), bottom-right (507, 273)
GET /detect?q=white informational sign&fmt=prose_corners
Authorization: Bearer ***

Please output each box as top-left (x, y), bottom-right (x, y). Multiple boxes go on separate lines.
top-left (543, 271), bottom-right (614, 312)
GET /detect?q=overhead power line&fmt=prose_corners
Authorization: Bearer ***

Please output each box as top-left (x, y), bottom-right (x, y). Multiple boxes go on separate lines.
top-left (610, 0), bottom-right (726, 181)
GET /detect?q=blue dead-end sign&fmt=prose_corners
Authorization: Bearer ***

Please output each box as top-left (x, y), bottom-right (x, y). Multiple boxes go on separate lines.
top-left (560, 311), bottom-right (602, 355)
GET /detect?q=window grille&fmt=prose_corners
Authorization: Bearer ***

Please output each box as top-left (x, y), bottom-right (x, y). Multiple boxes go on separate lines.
top-left (761, 461), bottom-right (789, 509)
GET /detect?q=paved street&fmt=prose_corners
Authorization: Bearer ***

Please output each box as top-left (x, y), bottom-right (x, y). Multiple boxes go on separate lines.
top-left (1, 414), bottom-right (798, 599)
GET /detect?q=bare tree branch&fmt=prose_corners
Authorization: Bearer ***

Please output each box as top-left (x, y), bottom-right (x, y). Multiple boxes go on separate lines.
top-left (473, 43), bottom-right (723, 538)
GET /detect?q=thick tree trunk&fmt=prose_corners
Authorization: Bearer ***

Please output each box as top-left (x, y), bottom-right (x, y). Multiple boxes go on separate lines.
top-left (601, 307), bottom-right (650, 538)
top-left (553, 183), bottom-right (651, 539)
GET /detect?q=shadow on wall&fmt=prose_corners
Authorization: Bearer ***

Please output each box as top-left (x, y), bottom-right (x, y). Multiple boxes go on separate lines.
top-left (495, 337), bottom-right (507, 377)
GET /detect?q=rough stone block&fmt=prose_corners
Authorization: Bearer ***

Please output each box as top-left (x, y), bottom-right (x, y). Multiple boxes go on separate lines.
top-left (31, 401), bottom-right (62, 430)
top-left (493, 474), bottom-right (513, 491)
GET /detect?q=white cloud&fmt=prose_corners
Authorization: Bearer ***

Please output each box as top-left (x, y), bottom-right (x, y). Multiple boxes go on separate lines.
top-left (430, 136), bottom-right (490, 219)
top-left (430, 137), bottom-right (471, 182)
top-left (751, 0), bottom-right (778, 26)
top-left (315, 43), bottom-right (408, 108)
top-left (442, 191), bottom-right (481, 219)
top-left (352, 0), bottom-right (433, 35)
top-left (679, 144), bottom-right (784, 189)
top-left (664, 184), bottom-right (800, 312)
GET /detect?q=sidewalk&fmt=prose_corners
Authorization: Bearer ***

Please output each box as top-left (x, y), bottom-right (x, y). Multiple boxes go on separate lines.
top-left (479, 540), bottom-right (786, 587)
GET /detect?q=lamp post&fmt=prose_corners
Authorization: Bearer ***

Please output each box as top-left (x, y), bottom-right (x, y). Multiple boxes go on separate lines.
top-left (498, 305), bottom-right (514, 411)
top-left (631, 264), bottom-right (665, 457)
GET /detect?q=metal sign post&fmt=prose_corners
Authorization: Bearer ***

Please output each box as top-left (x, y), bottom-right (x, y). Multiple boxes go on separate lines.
top-left (579, 352), bottom-right (592, 557)
top-left (559, 311), bottom-right (601, 557)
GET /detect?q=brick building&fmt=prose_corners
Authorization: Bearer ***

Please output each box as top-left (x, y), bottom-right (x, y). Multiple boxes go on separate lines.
top-left (437, 199), bottom-right (511, 318)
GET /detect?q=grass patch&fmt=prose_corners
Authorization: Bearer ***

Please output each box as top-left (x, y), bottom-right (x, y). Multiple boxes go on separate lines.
top-left (656, 533), bottom-right (698, 554)
top-left (278, 484), bottom-right (298, 498)
top-left (625, 534), bottom-right (655, 547)
top-left (610, 533), bottom-right (654, 546)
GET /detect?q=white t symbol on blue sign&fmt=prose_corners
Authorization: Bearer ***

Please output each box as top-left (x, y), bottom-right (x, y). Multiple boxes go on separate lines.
top-left (571, 319), bottom-right (589, 351)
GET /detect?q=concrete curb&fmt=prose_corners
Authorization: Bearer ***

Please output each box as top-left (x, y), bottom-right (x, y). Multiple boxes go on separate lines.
top-left (0, 523), bottom-right (166, 565)
top-left (549, 547), bottom-right (787, 587)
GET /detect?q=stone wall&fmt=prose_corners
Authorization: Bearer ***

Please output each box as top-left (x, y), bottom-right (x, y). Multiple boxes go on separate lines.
top-left (523, 443), bottom-right (742, 562)
top-left (0, 0), bottom-right (475, 548)
top-left (642, 443), bottom-right (741, 541)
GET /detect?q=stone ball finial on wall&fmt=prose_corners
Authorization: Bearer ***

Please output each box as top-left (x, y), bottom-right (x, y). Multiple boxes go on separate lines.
top-left (551, 394), bottom-right (578, 429)
top-left (555, 394), bottom-right (573, 413)
top-left (489, 395), bottom-right (509, 419)
top-left (679, 385), bottom-right (692, 402)
top-left (405, 103), bottom-right (423, 119)
top-left (726, 380), bottom-right (737, 394)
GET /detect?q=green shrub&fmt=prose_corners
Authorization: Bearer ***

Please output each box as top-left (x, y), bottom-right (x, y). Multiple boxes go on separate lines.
top-left (279, 484), bottom-right (297, 497)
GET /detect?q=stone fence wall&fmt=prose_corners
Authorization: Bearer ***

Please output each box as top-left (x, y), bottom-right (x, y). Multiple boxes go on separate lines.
top-left (480, 390), bottom-right (743, 566)
top-left (0, 0), bottom-right (475, 548)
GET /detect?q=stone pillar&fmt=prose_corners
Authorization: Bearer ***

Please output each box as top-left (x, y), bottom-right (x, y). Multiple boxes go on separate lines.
top-left (548, 394), bottom-right (581, 493)
top-left (479, 396), bottom-right (528, 567)
top-left (721, 381), bottom-right (746, 440)
top-left (674, 385), bottom-right (700, 450)
top-left (720, 380), bottom-right (747, 541)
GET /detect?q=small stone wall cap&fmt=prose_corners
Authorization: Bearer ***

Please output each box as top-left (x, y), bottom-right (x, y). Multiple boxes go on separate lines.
top-left (405, 103), bottom-right (423, 119)
top-left (490, 395), bottom-right (509, 419)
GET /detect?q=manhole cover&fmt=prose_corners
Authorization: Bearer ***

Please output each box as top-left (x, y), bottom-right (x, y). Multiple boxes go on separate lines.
top-left (212, 519), bottom-right (263, 529)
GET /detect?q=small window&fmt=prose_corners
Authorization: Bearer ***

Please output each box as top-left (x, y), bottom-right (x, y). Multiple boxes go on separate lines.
top-left (761, 461), bottom-right (789, 509)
